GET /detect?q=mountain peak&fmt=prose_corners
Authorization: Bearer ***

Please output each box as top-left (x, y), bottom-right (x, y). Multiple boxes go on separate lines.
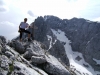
top-left (33, 15), bottom-right (100, 74)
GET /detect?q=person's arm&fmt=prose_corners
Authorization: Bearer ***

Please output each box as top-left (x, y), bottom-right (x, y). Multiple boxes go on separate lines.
top-left (19, 25), bottom-right (20, 29)
top-left (18, 22), bottom-right (21, 32)
top-left (26, 24), bottom-right (29, 28)
top-left (19, 22), bottom-right (22, 29)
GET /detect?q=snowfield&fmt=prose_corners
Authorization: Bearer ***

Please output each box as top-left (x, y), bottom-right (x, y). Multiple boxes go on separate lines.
top-left (51, 29), bottom-right (100, 75)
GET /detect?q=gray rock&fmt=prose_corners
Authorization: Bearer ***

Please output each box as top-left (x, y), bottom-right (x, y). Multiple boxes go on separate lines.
top-left (0, 69), bottom-right (8, 75)
top-left (0, 55), bottom-right (11, 70)
top-left (23, 42), bottom-right (46, 59)
top-left (13, 61), bottom-right (43, 75)
top-left (23, 48), bottom-right (38, 59)
top-left (31, 55), bottom-right (46, 64)
top-left (31, 42), bottom-right (45, 56)
top-left (48, 40), bottom-right (70, 66)
top-left (83, 64), bottom-right (89, 68)
top-left (0, 39), bottom-right (3, 45)
top-left (44, 55), bottom-right (70, 75)
top-left (23, 51), bottom-right (32, 59)
top-left (75, 56), bottom-right (82, 61)
top-left (5, 51), bottom-right (14, 58)
top-left (9, 40), bottom-right (25, 54)
top-left (0, 36), bottom-right (7, 44)
top-left (0, 44), bottom-right (2, 54)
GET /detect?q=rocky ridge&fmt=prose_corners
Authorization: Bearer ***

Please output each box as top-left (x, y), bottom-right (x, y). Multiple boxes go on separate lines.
top-left (0, 36), bottom-right (74, 75)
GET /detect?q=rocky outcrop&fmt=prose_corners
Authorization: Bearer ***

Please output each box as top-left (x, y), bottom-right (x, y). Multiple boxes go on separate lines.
top-left (8, 40), bottom-right (25, 54)
top-left (31, 55), bottom-right (46, 64)
top-left (44, 55), bottom-right (70, 75)
top-left (33, 16), bottom-right (70, 67)
top-left (32, 16), bottom-right (100, 71)
top-left (0, 36), bottom-right (71, 75)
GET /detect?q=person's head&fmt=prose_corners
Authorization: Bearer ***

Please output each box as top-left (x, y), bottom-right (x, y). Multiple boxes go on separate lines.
top-left (24, 18), bottom-right (27, 22)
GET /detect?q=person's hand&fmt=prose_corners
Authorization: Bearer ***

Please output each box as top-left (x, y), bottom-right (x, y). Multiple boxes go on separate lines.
top-left (29, 26), bottom-right (33, 28)
top-left (18, 29), bottom-right (21, 32)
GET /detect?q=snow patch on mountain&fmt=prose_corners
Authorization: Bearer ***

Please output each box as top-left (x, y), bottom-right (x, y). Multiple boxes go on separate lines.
top-left (47, 35), bottom-right (57, 50)
top-left (47, 35), bottom-right (52, 50)
top-left (93, 58), bottom-right (100, 65)
top-left (51, 29), bottom-right (100, 75)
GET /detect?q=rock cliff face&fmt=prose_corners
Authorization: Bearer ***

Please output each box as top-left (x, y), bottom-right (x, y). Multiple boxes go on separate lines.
top-left (0, 36), bottom-right (71, 75)
top-left (32, 16), bottom-right (100, 72)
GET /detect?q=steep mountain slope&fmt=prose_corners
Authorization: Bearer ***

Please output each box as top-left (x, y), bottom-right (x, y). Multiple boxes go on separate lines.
top-left (30, 16), bottom-right (100, 74)
top-left (0, 36), bottom-right (71, 75)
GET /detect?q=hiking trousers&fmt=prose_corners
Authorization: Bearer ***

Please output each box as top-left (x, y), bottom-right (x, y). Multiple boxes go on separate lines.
top-left (19, 28), bottom-right (31, 39)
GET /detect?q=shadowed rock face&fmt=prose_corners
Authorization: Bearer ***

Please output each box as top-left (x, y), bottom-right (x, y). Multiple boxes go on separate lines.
top-left (32, 16), bottom-right (100, 71)
top-left (32, 16), bottom-right (70, 67)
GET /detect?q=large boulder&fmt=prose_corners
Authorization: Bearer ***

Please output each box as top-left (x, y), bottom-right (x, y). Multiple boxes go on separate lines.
top-left (23, 48), bottom-right (38, 59)
top-left (8, 40), bottom-right (25, 54)
top-left (31, 55), bottom-right (46, 64)
top-left (0, 36), bottom-right (7, 44)
top-left (23, 41), bottom-right (46, 59)
top-left (44, 55), bottom-right (70, 75)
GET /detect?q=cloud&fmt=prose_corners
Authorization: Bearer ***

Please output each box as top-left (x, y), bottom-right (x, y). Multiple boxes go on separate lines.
top-left (27, 10), bottom-right (34, 17)
top-left (0, 0), bottom-right (5, 6)
top-left (0, 21), bottom-right (15, 27)
top-left (0, 21), bottom-right (16, 34)
top-left (0, 0), bottom-right (9, 13)
top-left (78, 0), bottom-right (100, 20)
top-left (93, 17), bottom-right (100, 22)
top-left (0, 6), bottom-right (9, 12)
top-left (0, 0), bottom-right (12, 6)
top-left (6, 32), bottom-right (19, 40)
top-left (0, 21), bottom-right (18, 40)
top-left (0, 6), bottom-right (6, 12)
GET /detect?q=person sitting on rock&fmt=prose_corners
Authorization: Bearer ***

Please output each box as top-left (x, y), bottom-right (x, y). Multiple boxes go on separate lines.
top-left (19, 18), bottom-right (32, 42)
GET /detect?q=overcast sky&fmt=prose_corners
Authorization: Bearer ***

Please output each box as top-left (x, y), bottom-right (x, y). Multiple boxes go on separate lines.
top-left (0, 0), bottom-right (100, 40)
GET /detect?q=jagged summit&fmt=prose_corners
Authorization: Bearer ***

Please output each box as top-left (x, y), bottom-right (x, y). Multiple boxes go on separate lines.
top-left (32, 15), bottom-right (100, 74)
